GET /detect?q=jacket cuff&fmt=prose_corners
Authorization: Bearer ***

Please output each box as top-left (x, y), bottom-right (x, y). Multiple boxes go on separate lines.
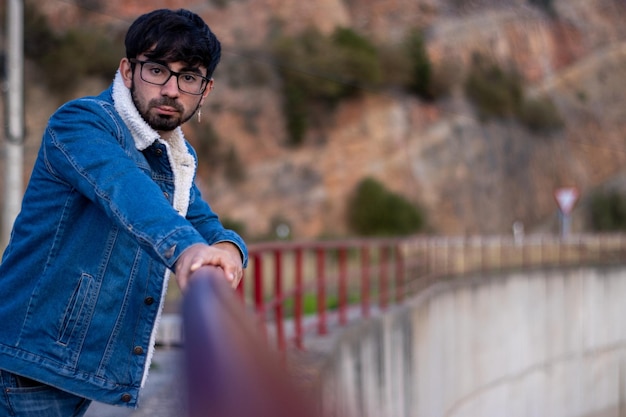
top-left (155, 228), bottom-right (206, 269)
top-left (213, 239), bottom-right (248, 268)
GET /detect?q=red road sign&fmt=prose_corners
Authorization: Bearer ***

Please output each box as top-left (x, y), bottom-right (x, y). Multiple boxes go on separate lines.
top-left (554, 187), bottom-right (579, 215)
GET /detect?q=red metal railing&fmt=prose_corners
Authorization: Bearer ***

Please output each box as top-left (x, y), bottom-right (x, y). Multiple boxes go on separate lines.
top-left (241, 233), bottom-right (626, 351)
top-left (239, 238), bottom-right (408, 350)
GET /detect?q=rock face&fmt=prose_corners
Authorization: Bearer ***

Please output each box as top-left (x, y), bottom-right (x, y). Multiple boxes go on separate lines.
top-left (14, 0), bottom-right (626, 238)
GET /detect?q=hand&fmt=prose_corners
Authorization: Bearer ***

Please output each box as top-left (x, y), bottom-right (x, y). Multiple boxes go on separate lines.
top-left (175, 242), bottom-right (243, 291)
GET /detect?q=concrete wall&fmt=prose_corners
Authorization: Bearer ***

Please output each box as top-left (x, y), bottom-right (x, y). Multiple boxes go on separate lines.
top-left (310, 266), bottom-right (626, 417)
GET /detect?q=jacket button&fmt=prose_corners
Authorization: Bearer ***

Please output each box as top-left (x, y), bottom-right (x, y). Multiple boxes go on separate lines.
top-left (163, 191), bottom-right (170, 200)
top-left (133, 346), bottom-right (144, 355)
top-left (154, 148), bottom-right (163, 156)
top-left (144, 296), bottom-right (155, 305)
top-left (121, 393), bottom-right (132, 403)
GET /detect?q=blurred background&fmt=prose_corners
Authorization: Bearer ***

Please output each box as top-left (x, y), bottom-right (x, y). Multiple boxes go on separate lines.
top-left (3, 2), bottom-right (626, 416)
top-left (2, 0), bottom-right (626, 245)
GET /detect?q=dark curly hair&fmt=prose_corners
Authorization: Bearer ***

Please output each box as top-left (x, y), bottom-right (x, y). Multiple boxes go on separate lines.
top-left (125, 9), bottom-right (221, 77)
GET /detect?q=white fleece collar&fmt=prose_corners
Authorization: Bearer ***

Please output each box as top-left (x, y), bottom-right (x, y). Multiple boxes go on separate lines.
top-left (112, 70), bottom-right (196, 388)
top-left (112, 70), bottom-right (196, 217)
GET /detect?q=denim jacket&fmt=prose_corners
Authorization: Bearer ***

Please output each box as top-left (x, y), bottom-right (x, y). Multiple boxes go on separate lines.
top-left (0, 72), bottom-right (248, 407)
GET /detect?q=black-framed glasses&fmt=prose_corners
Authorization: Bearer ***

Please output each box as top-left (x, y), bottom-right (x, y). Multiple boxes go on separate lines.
top-left (130, 59), bottom-right (210, 95)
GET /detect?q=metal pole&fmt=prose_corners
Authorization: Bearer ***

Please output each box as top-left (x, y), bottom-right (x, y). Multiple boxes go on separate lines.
top-left (3, 0), bottom-right (24, 249)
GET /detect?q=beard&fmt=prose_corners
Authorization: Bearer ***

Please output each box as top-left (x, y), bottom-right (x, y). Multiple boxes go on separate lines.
top-left (131, 85), bottom-right (198, 132)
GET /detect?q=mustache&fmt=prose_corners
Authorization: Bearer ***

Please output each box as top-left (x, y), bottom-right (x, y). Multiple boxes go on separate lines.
top-left (149, 97), bottom-right (183, 112)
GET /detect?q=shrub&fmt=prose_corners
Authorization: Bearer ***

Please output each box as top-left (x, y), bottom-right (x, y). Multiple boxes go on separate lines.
top-left (212, 0), bottom-right (231, 9)
top-left (39, 29), bottom-right (122, 92)
top-left (280, 27), bottom-right (380, 101)
top-left (463, 54), bottom-right (564, 133)
top-left (24, 3), bottom-right (122, 93)
top-left (221, 218), bottom-right (247, 239)
top-left (378, 34), bottom-right (454, 100)
top-left (273, 29), bottom-right (342, 102)
top-left (272, 27), bottom-right (381, 145)
top-left (428, 57), bottom-right (459, 99)
top-left (219, 52), bottom-right (273, 89)
top-left (518, 96), bottom-right (564, 134)
top-left (331, 27), bottom-right (381, 96)
top-left (224, 145), bottom-right (246, 184)
top-left (75, 0), bottom-right (105, 11)
top-left (190, 122), bottom-right (246, 182)
top-left (378, 43), bottom-right (413, 88)
top-left (464, 55), bottom-right (523, 120)
top-left (528, 0), bottom-right (557, 17)
top-left (347, 177), bottom-right (425, 236)
top-left (405, 29), bottom-right (434, 100)
top-left (282, 82), bottom-right (309, 146)
top-left (191, 122), bottom-right (222, 172)
top-left (24, 2), bottom-right (57, 59)
top-left (589, 190), bottom-right (626, 231)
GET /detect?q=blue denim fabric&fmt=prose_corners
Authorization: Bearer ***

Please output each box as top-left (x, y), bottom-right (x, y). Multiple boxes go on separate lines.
top-left (0, 370), bottom-right (92, 417)
top-left (0, 84), bottom-right (248, 408)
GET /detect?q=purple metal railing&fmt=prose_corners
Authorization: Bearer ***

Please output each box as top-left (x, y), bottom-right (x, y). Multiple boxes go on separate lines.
top-left (240, 233), bottom-right (626, 352)
top-left (183, 266), bottom-right (319, 417)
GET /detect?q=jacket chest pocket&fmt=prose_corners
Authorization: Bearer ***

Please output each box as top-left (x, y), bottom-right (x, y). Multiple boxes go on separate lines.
top-left (57, 273), bottom-right (95, 346)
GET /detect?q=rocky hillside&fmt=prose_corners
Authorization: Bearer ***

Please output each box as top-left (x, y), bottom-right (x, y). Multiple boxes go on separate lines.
top-left (8, 0), bottom-right (626, 239)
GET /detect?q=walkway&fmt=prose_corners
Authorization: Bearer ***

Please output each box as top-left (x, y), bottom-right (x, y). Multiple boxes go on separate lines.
top-left (84, 348), bottom-right (185, 417)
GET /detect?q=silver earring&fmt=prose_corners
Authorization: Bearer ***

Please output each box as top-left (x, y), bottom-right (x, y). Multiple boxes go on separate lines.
top-left (197, 108), bottom-right (202, 123)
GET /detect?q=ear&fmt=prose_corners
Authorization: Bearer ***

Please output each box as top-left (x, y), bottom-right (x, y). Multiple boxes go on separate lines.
top-left (119, 58), bottom-right (134, 89)
top-left (199, 78), bottom-right (214, 106)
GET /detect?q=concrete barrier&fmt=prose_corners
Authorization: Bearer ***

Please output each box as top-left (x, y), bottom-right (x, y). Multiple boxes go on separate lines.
top-left (307, 266), bottom-right (626, 417)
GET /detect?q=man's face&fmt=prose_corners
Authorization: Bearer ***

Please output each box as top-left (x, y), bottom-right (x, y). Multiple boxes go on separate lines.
top-left (120, 56), bottom-right (213, 134)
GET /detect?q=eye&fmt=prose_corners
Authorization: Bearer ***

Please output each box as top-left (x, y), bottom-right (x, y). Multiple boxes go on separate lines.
top-left (149, 66), bottom-right (164, 75)
top-left (180, 73), bottom-right (200, 84)
top-left (144, 62), bottom-right (168, 77)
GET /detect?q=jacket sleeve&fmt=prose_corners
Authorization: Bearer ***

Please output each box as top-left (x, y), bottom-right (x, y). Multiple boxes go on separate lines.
top-left (185, 180), bottom-right (249, 268)
top-left (42, 97), bottom-right (207, 270)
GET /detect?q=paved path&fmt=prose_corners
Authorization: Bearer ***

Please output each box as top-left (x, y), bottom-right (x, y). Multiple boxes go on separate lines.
top-left (85, 348), bottom-right (186, 417)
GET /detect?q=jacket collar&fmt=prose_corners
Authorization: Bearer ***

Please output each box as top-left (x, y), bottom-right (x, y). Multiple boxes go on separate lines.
top-left (111, 70), bottom-right (195, 217)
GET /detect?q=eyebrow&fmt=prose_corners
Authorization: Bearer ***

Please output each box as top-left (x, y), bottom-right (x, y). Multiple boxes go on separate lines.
top-left (180, 66), bottom-right (205, 75)
top-left (155, 60), bottom-right (205, 76)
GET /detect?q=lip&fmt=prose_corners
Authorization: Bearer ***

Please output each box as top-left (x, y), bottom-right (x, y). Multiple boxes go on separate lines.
top-left (155, 106), bottom-right (179, 115)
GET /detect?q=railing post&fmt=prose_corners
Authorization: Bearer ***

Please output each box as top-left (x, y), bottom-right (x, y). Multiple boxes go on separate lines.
top-left (361, 245), bottom-right (370, 319)
top-left (316, 247), bottom-right (327, 335)
top-left (395, 244), bottom-right (404, 303)
top-left (294, 247), bottom-right (304, 349)
top-left (379, 245), bottom-right (389, 310)
top-left (253, 253), bottom-right (266, 342)
top-left (338, 246), bottom-right (348, 325)
top-left (274, 250), bottom-right (285, 351)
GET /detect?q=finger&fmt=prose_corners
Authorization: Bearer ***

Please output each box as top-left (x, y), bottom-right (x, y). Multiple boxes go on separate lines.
top-left (190, 260), bottom-right (203, 272)
top-left (223, 264), bottom-right (240, 281)
top-left (190, 253), bottom-right (220, 272)
top-left (177, 271), bottom-right (189, 292)
top-left (230, 274), bottom-right (242, 289)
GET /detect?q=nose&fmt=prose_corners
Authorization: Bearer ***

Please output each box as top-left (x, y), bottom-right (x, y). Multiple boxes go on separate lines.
top-left (160, 75), bottom-right (180, 97)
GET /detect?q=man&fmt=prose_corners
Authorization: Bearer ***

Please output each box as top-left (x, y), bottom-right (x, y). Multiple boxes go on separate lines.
top-left (0, 9), bottom-right (247, 416)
